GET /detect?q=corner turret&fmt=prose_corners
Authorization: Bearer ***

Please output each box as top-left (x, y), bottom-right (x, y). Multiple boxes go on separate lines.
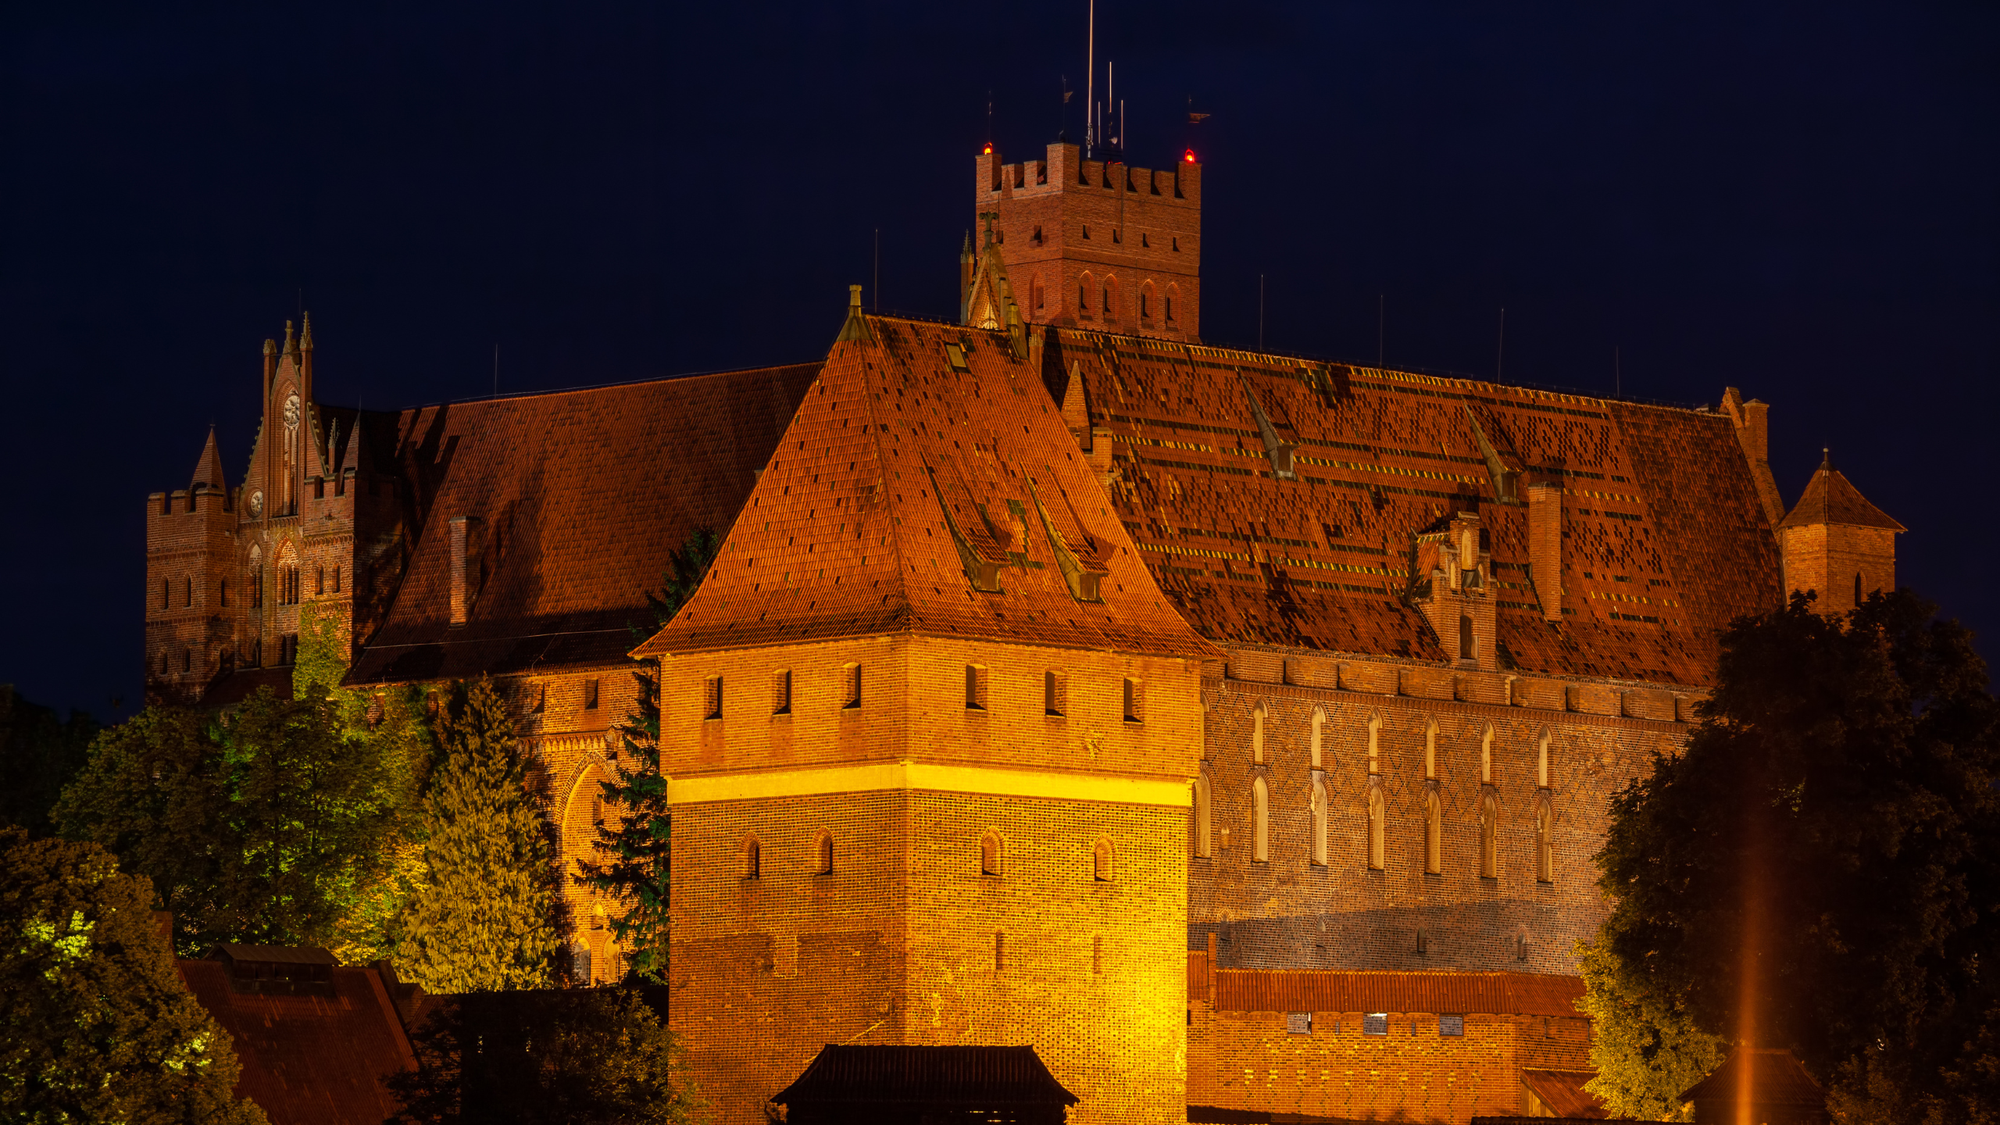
top-left (1776, 450), bottom-right (1904, 613)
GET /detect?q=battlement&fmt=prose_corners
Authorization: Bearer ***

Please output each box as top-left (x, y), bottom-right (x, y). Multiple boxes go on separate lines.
top-left (973, 142), bottom-right (1204, 342)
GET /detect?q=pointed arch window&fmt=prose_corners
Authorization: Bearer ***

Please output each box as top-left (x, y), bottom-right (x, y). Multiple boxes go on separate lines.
top-left (1537, 729), bottom-right (1553, 790)
top-left (1365, 784), bottom-right (1386, 871)
top-left (1424, 789), bottom-right (1443, 875)
top-left (1480, 791), bottom-right (1500, 879)
top-left (1251, 702), bottom-right (1267, 764)
top-left (1366, 714), bottom-right (1382, 776)
top-left (1079, 273), bottom-right (1095, 319)
top-left (1093, 838), bottom-right (1115, 882)
top-left (1193, 775), bottom-right (1213, 859)
top-left (742, 837), bottom-right (762, 880)
top-left (1310, 707), bottom-right (1326, 768)
top-left (981, 831), bottom-right (1004, 877)
top-left (1251, 777), bottom-right (1270, 863)
top-left (1480, 726), bottom-right (1495, 785)
top-left (814, 831), bottom-right (834, 875)
top-left (1309, 777), bottom-right (1328, 867)
top-left (1535, 798), bottom-right (1554, 883)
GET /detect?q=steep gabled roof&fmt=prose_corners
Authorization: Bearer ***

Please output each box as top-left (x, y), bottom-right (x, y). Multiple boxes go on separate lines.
top-left (1776, 454), bottom-right (1905, 531)
top-left (635, 317), bottom-right (1218, 659)
top-left (346, 363), bottom-right (820, 685)
top-left (1053, 330), bottom-right (1782, 685)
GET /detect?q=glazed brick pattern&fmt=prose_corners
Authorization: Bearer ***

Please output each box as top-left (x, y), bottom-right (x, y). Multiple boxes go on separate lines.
top-left (979, 143), bottom-right (1202, 341)
top-left (1190, 665), bottom-right (1687, 977)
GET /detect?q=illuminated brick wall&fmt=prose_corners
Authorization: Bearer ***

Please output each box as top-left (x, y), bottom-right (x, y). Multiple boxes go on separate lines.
top-left (1190, 649), bottom-right (1693, 978)
top-left (657, 634), bottom-right (1204, 1125)
top-left (1778, 523), bottom-right (1897, 615)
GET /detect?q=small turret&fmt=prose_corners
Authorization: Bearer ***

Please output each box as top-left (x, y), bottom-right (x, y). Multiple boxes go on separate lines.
top-left (191, 427), bottom-right (228, 494)
top-left (1776, 450), bottom-right (1905, 614)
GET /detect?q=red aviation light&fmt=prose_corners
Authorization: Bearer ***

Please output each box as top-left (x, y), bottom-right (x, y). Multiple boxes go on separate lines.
top-left (1184, 148), bottom-right (1197, 163)
top-left (983, 143), bottom-right (993, 155)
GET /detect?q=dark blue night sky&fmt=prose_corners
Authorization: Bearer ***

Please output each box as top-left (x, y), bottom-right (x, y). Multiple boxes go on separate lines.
top-left (3, 2), bottom-right (1994, 717)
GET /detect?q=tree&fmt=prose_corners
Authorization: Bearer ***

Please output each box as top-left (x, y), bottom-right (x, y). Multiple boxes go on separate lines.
top-left (387, 987), bottom-right (704, 1125)
top-left (53, 689), bottom-right (402, 955)
top-left (0, 827), bottom-right (268, 1124)
top-left (1574, 937), bottom-right (1724, 1121)
top-left (0, 684), bottom-right (99, 836)
top-left (392, 678), bottom-right (563, 993)
top-left (576, 528), bottom-right (720, 983)
top-left (1585, 590), bottom-right (2000, 1123)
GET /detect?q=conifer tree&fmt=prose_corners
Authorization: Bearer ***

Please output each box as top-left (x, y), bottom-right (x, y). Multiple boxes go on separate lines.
top-left (393, 677), bottom-right (561, 993)
top-left (576, 528), bottom-right (719, 982)
top-left (0, 827), bottom-right (268, 1124)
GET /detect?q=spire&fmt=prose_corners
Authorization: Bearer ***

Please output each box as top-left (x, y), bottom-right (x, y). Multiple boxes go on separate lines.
top-left (835, 284), bottom-right (874, 344)
top-left (282, 319), bottom-right (297, 359)
top-left (191, 426), bottom-right (228, 492)
top-left (299, 311), bottom-right (315, 401)
top-left (300, 311), bottom-right (314, 352)
top-left (262, 336), bottom-right (277, 388)
top-left (1777, 454), bottom-right (1904, 532)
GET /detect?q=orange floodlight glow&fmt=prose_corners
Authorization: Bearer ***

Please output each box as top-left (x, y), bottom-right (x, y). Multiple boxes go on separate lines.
top-left (1184, 149), bottom-right (1197, 163)
top-left (983, 143), bottom-right (993, 155)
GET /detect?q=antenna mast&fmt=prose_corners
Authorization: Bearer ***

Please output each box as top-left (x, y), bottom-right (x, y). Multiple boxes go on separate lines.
top-left (1085, 0), bottom-right (1095, 157)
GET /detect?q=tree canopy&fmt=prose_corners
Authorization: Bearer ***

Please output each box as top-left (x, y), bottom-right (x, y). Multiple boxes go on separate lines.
top-left (0, 827), bottom-right (268, 1124)
top-left (391, 678), bottom-right (563, 993)
top-left (0, 685), bottom-right (99, 837)
top-left (1584, 590), bottom-right (2000, 1123)
top-left (53, 687), bottom-right (411, 956)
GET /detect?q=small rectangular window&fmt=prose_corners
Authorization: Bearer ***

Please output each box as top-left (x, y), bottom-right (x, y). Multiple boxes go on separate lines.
top-left (584, 678), bottom-right (600, 710)
top-left (1286, 1012), bottom-right (1313, 1035)
top-left (703, 676), bottom-right (722, 720)
top-left (773, 669), bottom-right (792, 715)
top-left (1044, 671), bottom-right (1066, 716)
top-left (843, 664), bottom-right (863, 709)
top-left (1122, 677), bottom-right (1143, 723)
top-left (965, 665), bottom-right (986, 710)
top-left (1439, 1015), bottom-right (1465, 1037)
top-left (1363, 1013), bottom-right (1388, 1037)
top-left (313, 477), bottom-right (325, 499)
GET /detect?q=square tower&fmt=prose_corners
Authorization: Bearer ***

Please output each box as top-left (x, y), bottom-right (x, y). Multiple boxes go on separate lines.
top-left (633, 306), bottom-right (1218, 1123)
top-left (976, 143), bottom-right (1201, 341)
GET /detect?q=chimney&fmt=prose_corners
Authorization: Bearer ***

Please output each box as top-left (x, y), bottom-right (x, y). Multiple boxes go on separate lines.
top-left (449, 516), bottom-right (478, 625)
top-left (1721, 387), bottom-right (1784, 526)
top-left (1527, 482), bottom-right (1563, 621)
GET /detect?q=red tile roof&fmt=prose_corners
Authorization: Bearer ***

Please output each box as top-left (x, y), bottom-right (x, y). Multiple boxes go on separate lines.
top-left (1775, 456), bottom-right (1905, 531)
top-left (772, 1045), bottom-right (1078, 1106)
top-left (346, 363), bottom-right (819, 684)
top-left (1054, 331), bottom-right (1782, 684)
top-left (636, 317), bottom-right (1218, 659)
top-left (1207, 965), bottom-right (1584, 1016)
top-left (177, 958), bottom-right (416, 1125)
top-left (1520, 1069), bottom-right (1610, 1118)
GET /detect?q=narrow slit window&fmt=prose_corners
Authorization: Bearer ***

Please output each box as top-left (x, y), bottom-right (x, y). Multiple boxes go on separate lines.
top-left (843, 664), bottom-right (863, 709)
top-left (994, 931), bottom-right (1005, 973)
top-left (743, 838), bottom-right (761, 879)
top-left (1044, 671), bottom-right (1066, 716)
top-left (1092, 838), bottom-right (1114, 882)
top-left (703, 676), bottom-right (722, 720)
top-left (773, 669), bottom-right (792, 715)
top-left (981, 831), bottom-right (1002, 877)
top-left (1122, 677), bottom-right (1143, 724)
top-left (183, 577), bottom-right (193, 608)
top-left (965, 665), bottom-right (986, 710)
top-left (815, 832), bottom-right (834, 875)
top-left (584, 678), bottom-right (600, 711)
top-left (1251, 777), bottom-right (1270, 862)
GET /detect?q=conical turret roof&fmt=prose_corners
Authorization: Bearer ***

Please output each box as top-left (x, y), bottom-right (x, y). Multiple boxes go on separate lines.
top-left (1776, 452), bottom-right (1905, 531)
top-left (191, 427), bottom-right (228, 491)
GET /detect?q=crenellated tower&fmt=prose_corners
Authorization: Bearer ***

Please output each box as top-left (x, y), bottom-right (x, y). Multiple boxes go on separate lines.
top-left (972, 142), bottom-right (1201, 341)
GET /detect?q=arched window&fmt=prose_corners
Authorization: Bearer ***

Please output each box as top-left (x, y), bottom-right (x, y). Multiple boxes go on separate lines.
top-left (1480, 726), bottom-right (1494, 785)
top-left (1166, 284), bottom-right (1179, 325)
top-left (183, 577), bottom-right (193, 608)
top-left (1251, 777), bottom-right (1270, 862)
top-left (1103, 275), bottom-right (1118, 318)
top-left (814, 831), bottom-right (834, 875)
top-left (1537, 729), bottom-right (1552, 790)
top-left (1193, 775), bottom-right (1213, 859)
top-left (1459, 613), bottom-right (1474, 660)
top-left (1367, 714), bottom-right (1382, 776)
top-left (1093, 838), bottom-right (1115, 882)
top-left (1251, 702), bottom-right (1267, 764)
top-left (1535, 799), bottom-right (1554, 883)
top-left (981, 831), bottom-right (1003, 877)
top-left (743, 837), bottom-right (761, 879)
top-left (1309, 777), bottom-right (1328, 866)
top-left (1424, 720), bottom-right (1437, 780)
top-left (1424, 789), bottom-right (1443, 875)
top-left (1366, 785), bottom-right (1386, 871)
top-left (1140, 282), bottom-right (1154, 320)
top-left (1079, 273), bottom-right (1095, 319)
top-left (1310, 707), bottom-right (1326, 769)
top-left (1480, 792), bottom-right (1499, 878)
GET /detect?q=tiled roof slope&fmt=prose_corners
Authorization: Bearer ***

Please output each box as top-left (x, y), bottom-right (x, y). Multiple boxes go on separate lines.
top-left (347, 363), bottom-right (820, 685)
top-left (177, 959), bottom-right (415, 1125)
top-left (636, 317), bottom-right (1218, 658)
top-left (1208, 964), bottom-right (1584, 1017)
top-left (1775, 456), bottom-right (1905, 531)
top-left (1680, 1048), bottom-right (1826, 1106)
top-left (1052, 331), bottom-right (1782, 685)
top-left (1519, 1069), bottom-right (1610, 1118)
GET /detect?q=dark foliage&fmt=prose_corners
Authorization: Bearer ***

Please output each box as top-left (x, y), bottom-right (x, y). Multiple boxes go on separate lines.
top-left (0, 685), bottom-right (99, 836)
top-left (1591, 590), bottom-right (2000, 1124)
top-left (385, 986), bottom-right (702, 1125)
top-left (0, 827), bottom-right (267, 1124)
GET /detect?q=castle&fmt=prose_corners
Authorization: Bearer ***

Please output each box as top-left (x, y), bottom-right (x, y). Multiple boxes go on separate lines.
top-left (144, 141), bottom-right (1902, 1123)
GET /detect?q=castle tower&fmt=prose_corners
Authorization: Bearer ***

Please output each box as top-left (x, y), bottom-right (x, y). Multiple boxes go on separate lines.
top-left (145, 427), bottom-right (241, 700)
top-left (975, 143), bottom-right (1201, 341)
top-left (1775, 452), bottom-right (1904, 614)
top-left (632, 301), bottom-right (1218, 1124)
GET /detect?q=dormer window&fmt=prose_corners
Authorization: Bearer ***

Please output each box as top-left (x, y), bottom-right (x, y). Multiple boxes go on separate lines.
top-left (944, 343), bottom-right (970, 373)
